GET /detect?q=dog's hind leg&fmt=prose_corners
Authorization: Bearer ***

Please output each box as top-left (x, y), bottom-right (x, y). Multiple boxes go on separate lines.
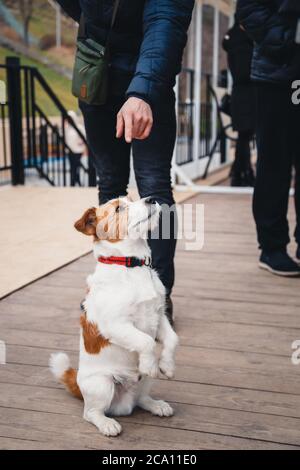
top-left (137, 378), bottom-right (174, 417)
top-left (79, 374), bottom-right (122, 437)
top-left (157, 314), bottom-right (178, 379)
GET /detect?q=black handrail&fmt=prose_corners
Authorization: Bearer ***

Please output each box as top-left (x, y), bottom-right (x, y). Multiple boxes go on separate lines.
top-left (0, 57), bottom-right (96, 186)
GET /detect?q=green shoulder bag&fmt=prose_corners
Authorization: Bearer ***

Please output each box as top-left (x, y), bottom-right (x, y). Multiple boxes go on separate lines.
top-left (72, 0), bottom-right (120, 105)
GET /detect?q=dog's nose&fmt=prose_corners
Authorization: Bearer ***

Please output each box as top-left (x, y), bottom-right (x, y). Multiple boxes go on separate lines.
top-left (145, 197), bottom-right (156, 205)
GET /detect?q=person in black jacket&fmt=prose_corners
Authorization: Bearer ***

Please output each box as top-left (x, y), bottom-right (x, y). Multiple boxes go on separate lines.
top-left (223, 21), bottom-right (256, 187)
top-left (237, 0), bottom-right (300, 276)
top-left (56, 0), bottom-right (195, 322)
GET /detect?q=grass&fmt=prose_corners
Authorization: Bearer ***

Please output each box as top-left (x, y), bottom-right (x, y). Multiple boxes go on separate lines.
top-left (0, 1), bottom-right (78, 114)
top-left (11, 0), bottom-right (77, 46)
top-left (0, 45), bottom-right (77, 115)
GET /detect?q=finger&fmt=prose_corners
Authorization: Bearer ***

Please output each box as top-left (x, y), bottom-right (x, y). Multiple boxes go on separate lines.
top-left (133, 116), bottom-right (147, 139)
top-left (137, 119), bottom-right (153, 140)
top-left (116, 113), bottom-right (124, 138)
top-left (124, 113), bottom-right (133, 143)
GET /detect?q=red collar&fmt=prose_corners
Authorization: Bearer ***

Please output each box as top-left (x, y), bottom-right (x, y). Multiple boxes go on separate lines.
top-left (98, 256), bottom-right (152, 268)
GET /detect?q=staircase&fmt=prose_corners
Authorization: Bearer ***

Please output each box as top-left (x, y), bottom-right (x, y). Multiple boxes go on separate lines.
top-left (0, 56), bottom-right (96, 187)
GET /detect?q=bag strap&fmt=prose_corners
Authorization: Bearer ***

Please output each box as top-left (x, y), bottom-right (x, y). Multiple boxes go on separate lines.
top-left (78, 0), bottom-right (121, 42)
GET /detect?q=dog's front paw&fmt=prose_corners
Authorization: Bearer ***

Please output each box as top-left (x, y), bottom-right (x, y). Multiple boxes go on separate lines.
top-left (149, 400), bottom-right (174, 417)
top-left (159, 358), bottom-right (175, 379)
top-left (97, 417), bottom-right (122, 437)
top-left (139, 354), bottom-right (159, 378)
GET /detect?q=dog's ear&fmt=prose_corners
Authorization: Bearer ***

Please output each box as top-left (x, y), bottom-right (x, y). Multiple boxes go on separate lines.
top-left (74, 207), bottom-right (97, 236)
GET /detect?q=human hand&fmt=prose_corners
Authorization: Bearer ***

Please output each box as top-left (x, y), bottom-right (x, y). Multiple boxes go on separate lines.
top-left (116, 97), bottom-right (153, 143)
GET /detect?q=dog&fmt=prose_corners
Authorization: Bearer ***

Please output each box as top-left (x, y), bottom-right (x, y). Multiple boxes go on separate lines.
top-left (49, 197), bottom-right (178, 437)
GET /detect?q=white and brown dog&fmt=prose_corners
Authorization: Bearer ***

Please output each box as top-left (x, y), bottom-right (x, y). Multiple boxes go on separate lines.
top-left (49, 197), bottom-right (178, 437)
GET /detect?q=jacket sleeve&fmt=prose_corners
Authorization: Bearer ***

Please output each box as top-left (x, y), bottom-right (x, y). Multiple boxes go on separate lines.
top-left (55, 0), bottom-right (81, 23)
top-left (126, 0), bottom-right (195, 104)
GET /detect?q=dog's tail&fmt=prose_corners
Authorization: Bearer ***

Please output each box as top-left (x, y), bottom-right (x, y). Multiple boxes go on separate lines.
top-left (49, 352), bottom-right (83, 400)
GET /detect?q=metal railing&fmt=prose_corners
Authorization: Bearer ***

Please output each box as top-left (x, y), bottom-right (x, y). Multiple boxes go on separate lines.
top-left (177, 70), bottom-right (221, 168)
top-left (0, 57), bottom-right (96, 186)
top-left (0, 100), bottom-right (10, 185)
top-left (0, 58), bottom-right (229, 186)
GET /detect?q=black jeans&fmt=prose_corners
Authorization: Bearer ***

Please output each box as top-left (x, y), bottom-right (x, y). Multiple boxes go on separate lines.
top-left (233, 129), bottom-right (253, 172)
top-left (80, 91), bottom-right (177, 293)
top-left (253, 82), bottom-right (300, 251)
top-left (68, 152), bottom-right (82, 186)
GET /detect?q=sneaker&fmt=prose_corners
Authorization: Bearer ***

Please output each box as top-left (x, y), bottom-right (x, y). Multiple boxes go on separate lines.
top-left (259, 250), bottom-right (300, 277)
top-left (165, 295), bottom-right (174, 326)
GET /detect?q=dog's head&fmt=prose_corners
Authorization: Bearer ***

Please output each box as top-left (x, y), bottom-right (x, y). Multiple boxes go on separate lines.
top-left (74, 197), bottom-right (160, 242)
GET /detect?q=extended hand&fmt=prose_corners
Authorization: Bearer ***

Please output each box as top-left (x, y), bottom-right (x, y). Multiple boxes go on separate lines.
top-left (116, 97), bottom-right (153, 143)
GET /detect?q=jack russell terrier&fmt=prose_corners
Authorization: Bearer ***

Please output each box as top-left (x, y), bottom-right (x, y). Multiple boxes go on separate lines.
top-left (49, 197), bottom-right (178, 437)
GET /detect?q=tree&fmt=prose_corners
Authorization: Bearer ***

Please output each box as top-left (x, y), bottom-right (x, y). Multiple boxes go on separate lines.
top-left (18, 0), bottom-right (34, 47)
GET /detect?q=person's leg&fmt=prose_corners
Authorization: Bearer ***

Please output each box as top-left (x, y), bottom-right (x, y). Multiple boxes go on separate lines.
top-left (294, 167), bottom-right (300, 253)
top-left (68, 152), bottom-right (76, 187)
top-left (253, 83), bottom-right (293, 252)
top-left (73, 152), bottom-right (82, 186)
top-left (292, 100), bottom-right (300, 252)
top-left (235, 130), bottom-right (252, 170)
top-left (231, 129), bottom-right (255, 187)
top-left (132, 91), bottom-right (177, 294)
top-left (80, 97), bottom-right (131, 204)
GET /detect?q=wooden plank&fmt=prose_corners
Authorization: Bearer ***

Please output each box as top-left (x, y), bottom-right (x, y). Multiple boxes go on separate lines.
top-left (3, 343), bottom-right (300, 395)
top-left (1, 382), bottom-right (300, 447)
top-left (0, 437), bottom-right (73, 451)
top-left (20, 265), bottom-right (300, 299)
top-left (0, 318), bottom-right (297, 357)
top-left (0, 404), bottom-right (298, 450)
top-left (2, 373), bottom-right (300, 420)
top-left (1, 192), bottom-right (300, 449)
top-left (1, 303), bottom-right (299, 331)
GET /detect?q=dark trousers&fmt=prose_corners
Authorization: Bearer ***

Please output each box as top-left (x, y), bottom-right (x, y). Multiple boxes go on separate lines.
top-left (80, 91), bottom-right (177, 293)
top-left (253, 83), bottom-right (300, 251)
top-left (233, 129), bottom-right (253, 172)
top-left (68, 152), bottom-right (82, 186)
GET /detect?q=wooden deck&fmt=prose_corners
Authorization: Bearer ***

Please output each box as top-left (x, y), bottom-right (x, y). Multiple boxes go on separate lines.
top-left (1, 193), bottom-right (300, 450)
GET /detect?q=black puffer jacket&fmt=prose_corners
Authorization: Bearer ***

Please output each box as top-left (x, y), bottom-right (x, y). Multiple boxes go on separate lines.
top-left (236, 0), bottom-right (300, 84)
top-left (56, 0), bottom-right (194, 103)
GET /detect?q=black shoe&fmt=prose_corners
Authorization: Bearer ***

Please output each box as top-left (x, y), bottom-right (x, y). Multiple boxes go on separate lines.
top-left (165, 295), bottom-right (174, 326)
top-left (259, 250), bottom-right (300, 277)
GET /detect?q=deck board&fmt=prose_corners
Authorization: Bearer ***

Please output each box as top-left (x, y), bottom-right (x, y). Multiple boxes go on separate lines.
top-left (1, 193), bottom-right (300, 450)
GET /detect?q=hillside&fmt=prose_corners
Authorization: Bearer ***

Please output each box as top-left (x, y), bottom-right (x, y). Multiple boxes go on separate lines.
top-left (0, 1), bottom-right (78, 113)
top-left (0, 45), bottom-right (77, 114)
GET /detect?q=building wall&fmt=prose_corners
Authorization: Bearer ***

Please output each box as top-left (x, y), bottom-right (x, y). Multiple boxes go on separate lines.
top-left (183, 4), bottom-right (229, 79)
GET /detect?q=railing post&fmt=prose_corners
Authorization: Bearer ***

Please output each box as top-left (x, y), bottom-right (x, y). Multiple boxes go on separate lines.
top-left (6, 57), bottom-right (24, 185)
